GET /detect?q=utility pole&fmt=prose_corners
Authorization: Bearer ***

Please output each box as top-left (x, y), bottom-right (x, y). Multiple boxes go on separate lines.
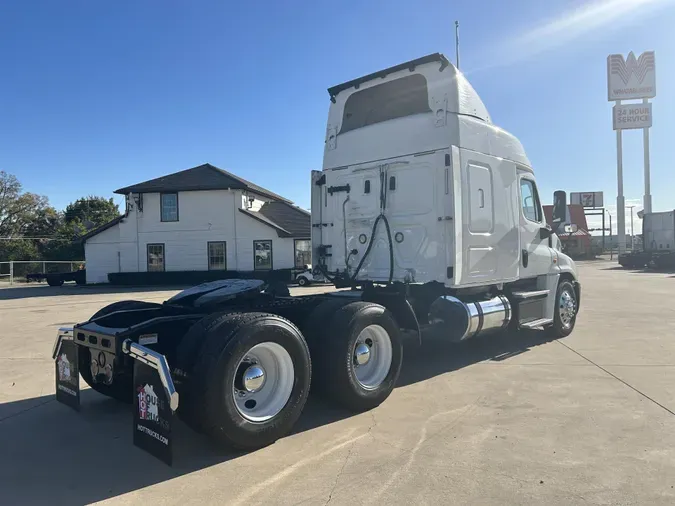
top-left (455, 21), bottom-right (460, 70)
top-left (605, 209), bottom-right (613, 260)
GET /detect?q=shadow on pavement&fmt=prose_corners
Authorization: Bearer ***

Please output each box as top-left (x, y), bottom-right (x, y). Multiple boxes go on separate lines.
top-left (602, 266), bottom-right (675, 274)
top-left (0, 284), bottom-right (187, 301)
top-left (398, 328), bottom-right (558, 387)
top-left (0, 329), bottom-right (557, 505)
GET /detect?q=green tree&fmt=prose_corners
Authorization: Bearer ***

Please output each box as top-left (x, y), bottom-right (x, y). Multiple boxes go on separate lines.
top-left (0, 171), bottom-right (49, 238)
top-left (42, 221), bottom-right (86, 261)
top-left (64, 196), bottom-right (119, 229)
top-left (0, 173), bottom-right (121, 262)
top-left (0, 171), bottom-right (50, 261)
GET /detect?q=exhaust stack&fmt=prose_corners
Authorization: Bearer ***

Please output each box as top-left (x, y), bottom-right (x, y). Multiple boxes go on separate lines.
top-left (429, 295), bottom-right (511, 342)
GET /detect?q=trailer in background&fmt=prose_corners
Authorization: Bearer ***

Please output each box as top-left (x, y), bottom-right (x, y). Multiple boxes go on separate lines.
top-left (619, 210), bottom-right (675, 269)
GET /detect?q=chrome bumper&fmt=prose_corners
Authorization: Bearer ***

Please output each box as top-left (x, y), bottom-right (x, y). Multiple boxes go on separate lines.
top-left (52, 328), bottom-right (179, 412)
top-left (122, 339), bottom-right (179, 411)
top-left (52, 327), bottom-right (74, 359)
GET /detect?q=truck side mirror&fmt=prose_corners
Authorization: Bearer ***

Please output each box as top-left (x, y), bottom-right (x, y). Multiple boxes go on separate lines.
top-left (552, 190), bottom-right (567, 232)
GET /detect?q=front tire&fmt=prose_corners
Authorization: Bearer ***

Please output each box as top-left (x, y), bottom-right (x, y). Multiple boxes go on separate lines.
top-left (307, 301), bottom-right (403, 412)
top-left (297, 276), bottom-right (308, 287)
top-left (550, 280), bottom-right (578, 338)
top-left (178, 312), bottom-right (311, 451)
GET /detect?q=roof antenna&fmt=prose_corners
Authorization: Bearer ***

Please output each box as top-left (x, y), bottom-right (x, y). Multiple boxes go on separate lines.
top-left (455, 21), bottom-right (460, 70)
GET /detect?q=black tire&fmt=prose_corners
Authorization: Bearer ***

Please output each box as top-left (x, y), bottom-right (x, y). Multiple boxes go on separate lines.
top-left (297, 276), bottom-right (308, 287)
top-left (307, 301), bottom-right (403, 412)
top-left (80, 300), bottom-right (157, 402)
top-left (178, 312), bottom-right (311, 451)
top-left (550, 280), bottom-right (578, 338)
top-left (47, 276), bottom-right (63, 287)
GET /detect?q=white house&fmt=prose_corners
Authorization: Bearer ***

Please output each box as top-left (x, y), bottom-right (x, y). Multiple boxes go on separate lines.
top-left (82, 163), bottom-right (311, 284)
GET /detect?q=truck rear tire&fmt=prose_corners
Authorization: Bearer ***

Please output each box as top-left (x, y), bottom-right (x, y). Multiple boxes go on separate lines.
top-left (79, 300), bottom-right (158, 403)
top-left (178, 312), bottom-right (311, 451)
top-left (550, 280), bottom-right (578, 338)
top-left (307, 301), bottom-right (403, 412)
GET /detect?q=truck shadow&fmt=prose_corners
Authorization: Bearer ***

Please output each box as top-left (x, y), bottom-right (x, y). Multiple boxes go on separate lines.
top-left (0, 329), bottom-right (557, 505)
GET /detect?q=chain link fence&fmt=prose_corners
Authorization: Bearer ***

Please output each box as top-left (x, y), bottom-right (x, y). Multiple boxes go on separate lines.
top-left (0, 261), bottom-right (85, 285)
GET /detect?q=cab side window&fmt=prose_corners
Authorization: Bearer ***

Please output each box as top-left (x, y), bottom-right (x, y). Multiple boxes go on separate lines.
top-left (520, 179), bottom-right (542, 223)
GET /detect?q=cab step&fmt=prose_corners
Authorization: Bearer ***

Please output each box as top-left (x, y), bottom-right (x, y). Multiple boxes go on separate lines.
top-left (510, 289), bottom-right (551, 327)
top-left (511, 289), bottom-right (549, 301)
top-left (519, 318), bottom-right (553, 329)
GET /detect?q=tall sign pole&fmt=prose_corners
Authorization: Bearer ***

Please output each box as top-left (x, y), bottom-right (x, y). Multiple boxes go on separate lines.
top-left (616, 99), bottom-right (625, 256)
top-left (608, 51), bottom-right (656, 256)
top-left (643, 98), bottom-right (652, 213)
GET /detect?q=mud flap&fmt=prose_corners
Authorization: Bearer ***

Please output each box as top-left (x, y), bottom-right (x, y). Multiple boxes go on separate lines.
top-left (55, 337), bottom-right (80, 411)
top-left (132, 359), bottom-right (174, 466)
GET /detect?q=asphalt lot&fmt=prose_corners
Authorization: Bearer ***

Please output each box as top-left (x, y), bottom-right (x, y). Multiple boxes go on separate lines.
top-left (1, 263), bottom-right (675, 505)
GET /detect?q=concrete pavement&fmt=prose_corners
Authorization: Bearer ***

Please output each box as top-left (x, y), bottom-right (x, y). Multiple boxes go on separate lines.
top-left (1, 264), bottom-right (675, 505)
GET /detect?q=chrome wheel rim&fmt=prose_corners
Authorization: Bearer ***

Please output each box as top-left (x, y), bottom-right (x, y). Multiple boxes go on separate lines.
top-left (559, 288), bottom-right (577, 329)
top-left (353, 325), bottom-right (392, 390)
top-left (233, 342), bottom-right (294, 422)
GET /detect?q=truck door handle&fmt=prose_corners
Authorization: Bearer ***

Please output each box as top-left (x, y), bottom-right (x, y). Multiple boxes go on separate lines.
top-left (522, 249), bottom-right (529, 268)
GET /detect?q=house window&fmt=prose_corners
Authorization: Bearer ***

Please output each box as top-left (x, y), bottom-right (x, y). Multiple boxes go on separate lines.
top-left (254, 240), bottom-right (273, 270)
top-left (520, 179), bottom-right (542, 223)
top-left (147, 244), bottom-right (165, 272)
top-left (294, 239), bottom-right (311, 268)
top-left (161, 193), bottom-right (179, 222)
top-left (208, 242), bottom-right (227, 270)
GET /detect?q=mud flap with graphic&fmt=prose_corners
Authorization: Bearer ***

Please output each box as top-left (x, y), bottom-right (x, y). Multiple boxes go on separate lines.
top-left (133, 360), bottom-right (173, 466)
top-left (55, 340), bottom-right (80, 411)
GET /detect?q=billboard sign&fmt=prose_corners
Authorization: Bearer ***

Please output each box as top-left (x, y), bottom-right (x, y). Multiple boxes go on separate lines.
top-left (613, 102), bottom-right (652, 130)
top-left (607, 51), bottom-right (656, 101)
top-left (570, 192), bottom-right (604, 208)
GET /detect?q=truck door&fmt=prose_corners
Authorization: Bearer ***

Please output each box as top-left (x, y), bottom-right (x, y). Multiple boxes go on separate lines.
top-left (455, 148), bottom-right (519, 286)
top-left (518, 172), bottom-right (553, 278)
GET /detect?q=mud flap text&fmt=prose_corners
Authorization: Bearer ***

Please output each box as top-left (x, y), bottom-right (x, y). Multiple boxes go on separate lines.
top-left (133, 360), bottom-right (173, 466)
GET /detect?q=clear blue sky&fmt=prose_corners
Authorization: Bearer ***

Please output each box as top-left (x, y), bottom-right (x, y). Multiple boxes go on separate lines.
top-left (1, 0), bottom-right (674, 234)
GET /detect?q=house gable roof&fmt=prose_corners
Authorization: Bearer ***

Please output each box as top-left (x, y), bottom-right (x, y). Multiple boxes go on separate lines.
top-left (80, 215), bottom-right (125, 242)
top-left (258, 201), bottom-right (310, 238)
top-left (238, 201), bottom-right (310, 238)
top-left (114, 163), bottom-right (291, 203)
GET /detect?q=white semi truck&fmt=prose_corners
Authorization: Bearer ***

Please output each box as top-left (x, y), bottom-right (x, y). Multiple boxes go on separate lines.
top-left (52, 53), bottom-right (579, 465)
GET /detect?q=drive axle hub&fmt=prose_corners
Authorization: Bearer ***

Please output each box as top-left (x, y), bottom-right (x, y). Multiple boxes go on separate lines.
top-left (242, 365), bottom-right (266, 393)
top-left (354, 343), bottom-right (371, 366)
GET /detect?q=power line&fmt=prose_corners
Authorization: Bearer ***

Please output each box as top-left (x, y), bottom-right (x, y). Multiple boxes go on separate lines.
top-left (0, 237), bottom-right (76, 241)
